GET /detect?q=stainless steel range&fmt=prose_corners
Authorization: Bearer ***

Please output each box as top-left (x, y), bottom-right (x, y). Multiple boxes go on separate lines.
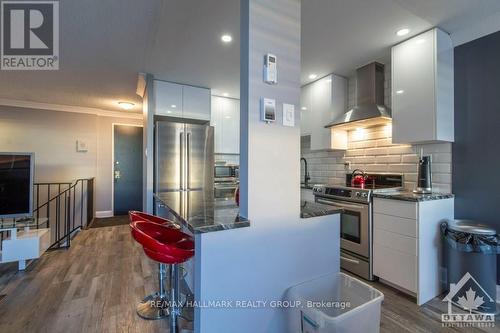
top-left (313, 173), bottom-right (403, 280)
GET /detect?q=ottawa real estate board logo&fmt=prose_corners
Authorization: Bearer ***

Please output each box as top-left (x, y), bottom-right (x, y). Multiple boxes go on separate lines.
top-left (442, 272), bottom-right (496, 328)
top-left (1, 0), bottom-right (59, 70)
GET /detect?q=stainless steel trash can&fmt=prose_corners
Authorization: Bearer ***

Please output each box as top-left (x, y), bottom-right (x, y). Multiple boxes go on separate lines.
top-left (442, 220), bottom-right (498, 314)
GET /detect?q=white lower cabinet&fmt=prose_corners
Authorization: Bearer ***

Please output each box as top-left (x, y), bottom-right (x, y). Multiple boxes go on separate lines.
top-left (373, 197), bottom-right (454, 305)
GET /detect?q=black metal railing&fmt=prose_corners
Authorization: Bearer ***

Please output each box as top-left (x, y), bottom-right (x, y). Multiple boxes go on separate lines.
top-left (32, 178), bottom-right (94, 249)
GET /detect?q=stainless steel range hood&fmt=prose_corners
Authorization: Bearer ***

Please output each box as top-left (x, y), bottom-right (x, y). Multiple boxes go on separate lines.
top-left (325, 62), bottom-right (391, 128)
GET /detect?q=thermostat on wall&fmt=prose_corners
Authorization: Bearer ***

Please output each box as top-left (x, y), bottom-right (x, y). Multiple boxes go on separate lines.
top-left (261, 98), bottom-right (276, 123)
top-left (264, 54), bottom-right (277, 84)
top-left (76, 140), bottom-right (88, 152)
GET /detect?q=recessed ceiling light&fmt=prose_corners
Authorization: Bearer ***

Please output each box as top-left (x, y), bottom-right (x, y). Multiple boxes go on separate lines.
top-left (223, 92), bottom-right (229, 97)
top-left (221, 34), bottom-right (232, 43)
top-left (396, 90), bottom-right (405, 94)
top-left (396, 28), bottom-right (410, 37)
top-left (308, 73), bottom-right (318, 80)
top-left (118, 102), bottom-right (134, 110)
top-left (171, 104), bottom-right (177, 108)
top-left (301, 106), bottom-right (307, 111)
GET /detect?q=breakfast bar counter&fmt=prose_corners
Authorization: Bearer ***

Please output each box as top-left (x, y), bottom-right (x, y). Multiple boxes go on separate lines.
top-left (154, 192), bottom-right (250, 233)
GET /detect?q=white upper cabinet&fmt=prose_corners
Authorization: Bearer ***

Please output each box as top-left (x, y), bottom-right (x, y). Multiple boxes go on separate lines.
top-left (183, 85), bottom-right (211, 121)
top-left (154, 80), bottom-right (183, 117)
top-left (154, 80), bottom-right (210, 121)
top-left (300, 74), bottom-right (347, 150)
top-left (211, 96), bottom-right (240, 154)
top-left (300, 83), bottom-right (312, 136)
top-left (391, 28), bottom-right (454, 144)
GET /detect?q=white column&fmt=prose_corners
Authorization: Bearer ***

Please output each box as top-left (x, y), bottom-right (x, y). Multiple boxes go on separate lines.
top-left (240, 0), bottom-right (301, 224)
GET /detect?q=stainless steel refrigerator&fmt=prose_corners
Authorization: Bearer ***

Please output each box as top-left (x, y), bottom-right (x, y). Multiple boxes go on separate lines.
top-left (155, 120), bottom-right (214, 218)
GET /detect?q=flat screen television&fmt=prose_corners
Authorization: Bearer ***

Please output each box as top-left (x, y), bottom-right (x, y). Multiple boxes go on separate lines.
top-left (0, 153), bottom-right (34, 218)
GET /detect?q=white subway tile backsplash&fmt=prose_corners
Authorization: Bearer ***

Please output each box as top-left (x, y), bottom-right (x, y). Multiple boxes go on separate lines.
top-left (376, 155), bottom-right (402, 163)
top-left (365, 147), bottom-right (389, 156)
top-left (432, 163), bottom-right (451, 173)
top-left (301, 124), bottom-right (452, 192)
top-left (401, 154), bottom-right (419, 163)
top-left (431, 153), bottom-right (452, 163)
top-left (386, 146), bottom-right (414, 155)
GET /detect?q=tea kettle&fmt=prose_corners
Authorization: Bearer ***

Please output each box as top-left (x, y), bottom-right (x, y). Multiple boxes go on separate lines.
top-left (351, 169), bottom-right (367, 188)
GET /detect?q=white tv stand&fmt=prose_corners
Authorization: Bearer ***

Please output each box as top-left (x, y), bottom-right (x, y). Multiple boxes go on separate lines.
top-left (0, 218), bottom-right (50, 270)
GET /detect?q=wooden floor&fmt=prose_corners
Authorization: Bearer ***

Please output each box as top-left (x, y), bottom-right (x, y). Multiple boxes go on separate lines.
top-left (0, 225), bottom-right (498, 333)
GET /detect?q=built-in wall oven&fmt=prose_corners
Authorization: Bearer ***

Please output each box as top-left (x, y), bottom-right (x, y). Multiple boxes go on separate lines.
top-left (215, 165), bottom-right (239, 179)
top-left (214, 165), bottom-right (239, 199)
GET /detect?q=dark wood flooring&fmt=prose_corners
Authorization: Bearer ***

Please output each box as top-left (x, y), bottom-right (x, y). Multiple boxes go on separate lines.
top-left (0, 225), bottom-right (498, 333)
top-left (89, 215), bottom-right (130, 228)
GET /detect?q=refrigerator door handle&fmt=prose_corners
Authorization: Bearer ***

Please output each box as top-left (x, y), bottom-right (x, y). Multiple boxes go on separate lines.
top-left (180, 131), bottom-right (184, 190)
top-left (187, 132), bottom-right (191, 190)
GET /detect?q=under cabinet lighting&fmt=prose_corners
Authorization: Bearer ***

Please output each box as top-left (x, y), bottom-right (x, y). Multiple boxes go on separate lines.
top-left (118, 102), bottom-right (134, 110)
top-left (353, 127), bottom-right (366, 141)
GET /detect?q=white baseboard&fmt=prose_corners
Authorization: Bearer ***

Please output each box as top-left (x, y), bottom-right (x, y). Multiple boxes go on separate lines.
top-left (95, 210), bottom-right (113, 218)
top-left (497, 285), bottom-right (500, 304)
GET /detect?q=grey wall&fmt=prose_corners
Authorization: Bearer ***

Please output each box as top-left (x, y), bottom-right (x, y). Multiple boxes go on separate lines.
top-left (454, 30), bottom-right (500, 283)
top-left (0, 106), bottom-right (142, 213)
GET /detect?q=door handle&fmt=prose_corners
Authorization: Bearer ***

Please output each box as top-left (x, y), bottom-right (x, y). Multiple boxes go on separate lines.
top-left (316, 199), bottom-right (365, 211)
top-left (180, 132), bottom-right (184, 190)
top-left (340, 256), bottom-right (360, 264)
top-left (186, 132), bottom-right (191, 190)
top-left (114, 161), bottom-right (121, 182)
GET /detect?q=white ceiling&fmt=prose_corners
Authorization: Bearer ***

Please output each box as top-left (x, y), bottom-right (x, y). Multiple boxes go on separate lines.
top-left (0, 0), bottom-right (499, 114)
top-left (301, 0), bottom-right (500, 82)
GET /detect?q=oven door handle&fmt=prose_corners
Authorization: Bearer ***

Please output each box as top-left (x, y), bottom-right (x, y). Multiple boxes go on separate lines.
top-left (340, 256), bottom-right (360, 264)
top-left (315, 198), bottom-right (365, 211)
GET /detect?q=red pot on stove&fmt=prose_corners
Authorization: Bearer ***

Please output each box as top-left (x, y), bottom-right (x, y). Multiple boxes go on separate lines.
top-left (351, 169), bottom-right (366, 188)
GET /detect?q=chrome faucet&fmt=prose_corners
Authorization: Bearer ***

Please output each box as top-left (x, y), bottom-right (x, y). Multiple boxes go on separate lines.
top-left (300, 157), bottom-right (311, 188)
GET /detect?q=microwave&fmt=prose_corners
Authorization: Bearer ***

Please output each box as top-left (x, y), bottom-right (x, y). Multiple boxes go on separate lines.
top-left (215, 165), bottom-right (239, 179)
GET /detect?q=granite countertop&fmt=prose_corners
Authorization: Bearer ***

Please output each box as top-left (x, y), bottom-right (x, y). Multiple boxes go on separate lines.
top-left (154, 192), bottom-right (250, 234)
top-left (300, 200), bottom-right (343, 218)
top-left (373, 191), bottom-right (454, 202)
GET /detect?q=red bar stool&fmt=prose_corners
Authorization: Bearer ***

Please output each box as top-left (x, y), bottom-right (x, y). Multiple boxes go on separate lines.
top-left (130, 221), bottom-right (194, 333)
top-left (129, 211), bottom-right (180, 320)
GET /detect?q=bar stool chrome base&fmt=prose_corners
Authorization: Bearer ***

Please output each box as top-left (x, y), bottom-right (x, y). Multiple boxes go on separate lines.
top-left (136, 263), bottom-right (170, 320)
top-left (136, 293), bottom-right (169, 320)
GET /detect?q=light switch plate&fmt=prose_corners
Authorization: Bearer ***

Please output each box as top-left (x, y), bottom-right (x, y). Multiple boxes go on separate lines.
top-left (282, 103), bottom-right (295, 127)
